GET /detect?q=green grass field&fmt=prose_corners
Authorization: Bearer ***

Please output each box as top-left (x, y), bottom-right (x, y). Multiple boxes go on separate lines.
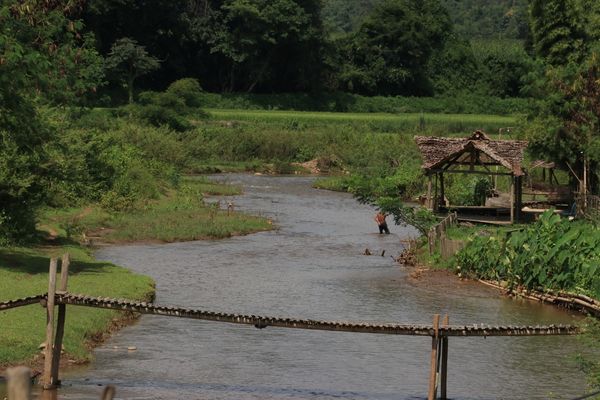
top-left (205, 108), bottom-right (519, 135)
top-left (207, 108), bottom-right (518, 124)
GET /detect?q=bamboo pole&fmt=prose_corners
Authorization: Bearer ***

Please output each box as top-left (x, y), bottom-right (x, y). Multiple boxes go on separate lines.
top-left (51, 253), bottom-right (70, 386)
top-left (42, 258), bottom-right (58, 389)
top-left (440, 315), bottom-right (449, 400)
top-left (428, 314), bottom-right (440, 400)
top-left (6, 366), bottom-right (32, 400)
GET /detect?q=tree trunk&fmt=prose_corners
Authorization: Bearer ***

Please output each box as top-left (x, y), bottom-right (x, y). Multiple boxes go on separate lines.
top-left (127, 76), bottom-right (135, 104)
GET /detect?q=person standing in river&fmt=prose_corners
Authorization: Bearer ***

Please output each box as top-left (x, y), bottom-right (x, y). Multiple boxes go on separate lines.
top-left (375, 212), bottom-right (390, 234)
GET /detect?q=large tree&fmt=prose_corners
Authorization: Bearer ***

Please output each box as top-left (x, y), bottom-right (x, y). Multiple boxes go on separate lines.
top-left (529, 0), bottom-right (587, 66)
top-left (338, 0), bottom-right (451, 96)
top-left (0, 0), bottom-right (102, 241)
top-left (209, 0), bottom-right (326, 92)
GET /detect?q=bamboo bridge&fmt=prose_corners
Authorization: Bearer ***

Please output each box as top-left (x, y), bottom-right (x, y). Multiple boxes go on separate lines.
top-left (0, 256), bottom-right (583, 400)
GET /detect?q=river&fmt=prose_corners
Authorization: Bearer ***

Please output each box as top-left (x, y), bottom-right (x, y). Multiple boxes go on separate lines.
top-left (55, 175), bottom-right (585, 399)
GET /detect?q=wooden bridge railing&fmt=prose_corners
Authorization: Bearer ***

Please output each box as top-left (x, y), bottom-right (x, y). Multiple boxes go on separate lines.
top-left (0, 256), bottom-right (582, 400)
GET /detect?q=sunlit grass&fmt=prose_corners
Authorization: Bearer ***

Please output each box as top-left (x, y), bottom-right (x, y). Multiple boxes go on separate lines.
top-left (0, 246), bottom-right (154, 365)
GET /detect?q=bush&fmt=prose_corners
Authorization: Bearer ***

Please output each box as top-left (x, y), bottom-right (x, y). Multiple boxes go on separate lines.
top-left (166, 78), bottom-right (203, 107)
top-left (455, 212), bottom-right (600, 297)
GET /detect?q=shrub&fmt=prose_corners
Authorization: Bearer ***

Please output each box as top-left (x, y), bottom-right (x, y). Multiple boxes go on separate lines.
top-left (455, 212), bottom-right (600, 297)
top-left (166, 78), bottom-right (203, 107)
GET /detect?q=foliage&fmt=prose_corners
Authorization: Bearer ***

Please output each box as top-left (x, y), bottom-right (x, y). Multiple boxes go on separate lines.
top-left (529, 0), bottom-right (587, 66)
top-left (455, 212), bottom-right (600, 297)
top-left (471, 40), bottom-right (535, 98)
top-left (0, 0), bottom-right (103, 243)
top-left (527, 49), bottom-right (600, 191)
top-left (440, 0), bottom-right (529, 40)
top-left (337, 0), bottom-right (451, 96)
top-left (104, 37), bottom-right (160, 103)
top-left (376, 197), bottom-right (437, 236)
top-left (166, 78), bottom-right (203, 107)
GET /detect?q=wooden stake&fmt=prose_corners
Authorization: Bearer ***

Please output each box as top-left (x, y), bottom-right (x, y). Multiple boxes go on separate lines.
top-left (428, 314), bottom-right (440, 400)
top-left (7, 366), bottom-right (32, 400)
top-left (42, 258), bottom-right (58, 389)
top-left (51, 253), bottom-right (70, 386)
top-left (440, 315), bottom-right (449, 400)
top-left (101, 386), bottom-right (116, 400)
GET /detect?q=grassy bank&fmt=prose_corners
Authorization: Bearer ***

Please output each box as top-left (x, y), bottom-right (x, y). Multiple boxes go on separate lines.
top-left (0, 245), bottom-right (155, 367)
top-left (40, 177), bottom-right (273, 244)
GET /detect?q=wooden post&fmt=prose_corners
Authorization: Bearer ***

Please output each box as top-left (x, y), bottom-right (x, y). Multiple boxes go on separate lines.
top-left (101, 386), bottom-right (116, 400)
top-left (439, 173), bottom-right (445, 209)
top-left (6, 367), bottom-right (32, 400)
top-left (440, 315), bottom-right (449, 400)
top-left (51, 253), bottom-right (70, 386)
top-left (427, 175), bottom-right (433, 210)
top-left (509, 177), bottom-right (515, 224)
top-left (42, 258), bottom-right (58, 389)
top-left (428, 314), bottom-right (440, 400)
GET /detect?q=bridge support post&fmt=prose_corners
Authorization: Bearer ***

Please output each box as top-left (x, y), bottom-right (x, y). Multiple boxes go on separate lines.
top-left (428, 314), bottom-right (440, 400)
top-left (440, 315), bottom-right (449, 400)
top-left (42, 258), bottom-right (58, 389)
top-left (51, 253), bottom-right (70, 387)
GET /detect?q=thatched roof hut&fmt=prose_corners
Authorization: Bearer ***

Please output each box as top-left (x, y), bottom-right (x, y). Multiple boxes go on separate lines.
top-left (414, 131), bottom-right (528, 176)
top-left (414, 131), bottom-right (529, 223)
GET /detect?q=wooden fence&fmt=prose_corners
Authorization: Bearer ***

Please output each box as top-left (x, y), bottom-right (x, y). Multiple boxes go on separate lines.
top-left (427, 212), bottom-right (466, 259)
top-left (576, 193), bottom-right (600, 220)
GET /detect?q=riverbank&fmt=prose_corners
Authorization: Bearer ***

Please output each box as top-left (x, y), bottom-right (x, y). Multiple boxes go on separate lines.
top-left (39, 176), bottom-right (273, 244)
top-left (0, 245), bottom-right (155, 371)
top-left (0, 177), bottom-right (274, 371)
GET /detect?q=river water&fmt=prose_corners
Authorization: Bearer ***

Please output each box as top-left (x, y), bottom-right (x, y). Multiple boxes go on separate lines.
top-left (54, 175), bottom-right (586, 399)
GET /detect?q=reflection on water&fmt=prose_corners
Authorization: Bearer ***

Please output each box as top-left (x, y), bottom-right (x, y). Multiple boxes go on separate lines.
top-left (9, 175), bottom-right (587, 399)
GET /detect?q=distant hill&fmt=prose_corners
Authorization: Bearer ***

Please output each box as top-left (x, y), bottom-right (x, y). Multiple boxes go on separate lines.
top-left (322, 0), bottom-right (530, 40)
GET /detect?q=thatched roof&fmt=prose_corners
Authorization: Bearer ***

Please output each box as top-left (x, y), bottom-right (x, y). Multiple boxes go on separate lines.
top-left (414, 131), bottom-right (528, 176)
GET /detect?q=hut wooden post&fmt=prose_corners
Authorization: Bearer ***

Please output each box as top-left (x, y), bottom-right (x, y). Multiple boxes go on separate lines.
top-left (439, 172), bottom-right (445, 210)
top-left (427, 175), bottom-right (433, 210)
top-left (440, 315), bottom-right (449, 400)
top-left (42, 258), bottom-right (58, 389)
top-left (509, 177), bottom-right (515, 224)
top-left (51, 253), bottom-right (70, 386)
top-left (515, 176), bottom-right (523, 222)
top-left (7, 367), bottom-right (32, 400)
top-left (428, 314), bottom-right (440, 400)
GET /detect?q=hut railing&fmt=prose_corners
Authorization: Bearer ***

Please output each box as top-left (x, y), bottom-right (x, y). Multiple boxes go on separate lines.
top-left (427, 212), bottom-right (465, 258)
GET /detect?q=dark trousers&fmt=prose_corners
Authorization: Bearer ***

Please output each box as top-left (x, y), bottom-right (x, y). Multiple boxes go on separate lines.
top-left (378, 223), bottom-right (390, 234)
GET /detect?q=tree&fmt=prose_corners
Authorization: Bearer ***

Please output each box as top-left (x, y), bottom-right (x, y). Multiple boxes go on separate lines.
top-left (529, 0), bottom-right (587, 66)
top-left (0, 0), bottom-right (103, 242)
top-left (209, 0), bottom-right (327, 92)
top-left (105, 38), bottom-right (160, 103)
top-left (338, 0), bottom-right (452, 96)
